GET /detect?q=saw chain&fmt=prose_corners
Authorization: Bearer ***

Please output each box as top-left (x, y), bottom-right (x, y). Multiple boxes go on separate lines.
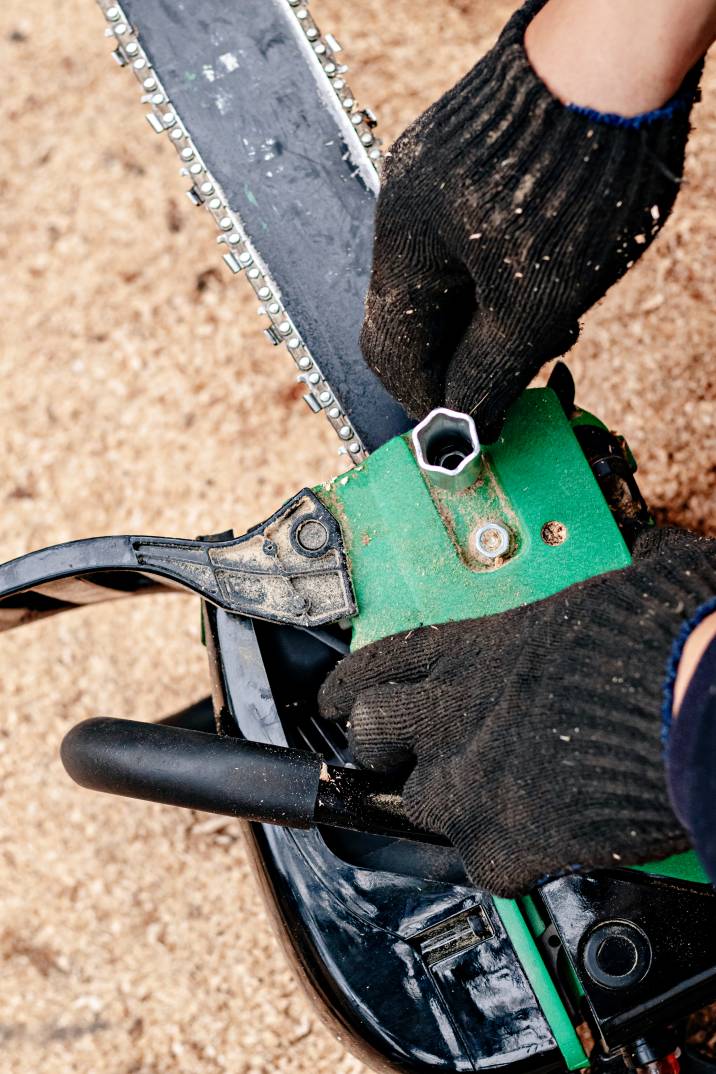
top-left (96, 0), bottom-right (410, 462)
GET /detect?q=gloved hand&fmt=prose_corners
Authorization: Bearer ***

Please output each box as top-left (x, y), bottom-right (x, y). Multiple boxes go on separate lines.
top-left (362, 0), bottom-right (701, 439)
top-left (319, 528), bottom-right (716, 896)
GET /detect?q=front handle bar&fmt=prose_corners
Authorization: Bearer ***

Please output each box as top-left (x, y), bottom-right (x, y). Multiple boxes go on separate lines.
top-left (61, 717), bottom-right (446, 846)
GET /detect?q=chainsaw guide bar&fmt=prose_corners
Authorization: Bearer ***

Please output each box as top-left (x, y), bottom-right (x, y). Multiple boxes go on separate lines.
top-left (97, 0), bottom-right (411, 460)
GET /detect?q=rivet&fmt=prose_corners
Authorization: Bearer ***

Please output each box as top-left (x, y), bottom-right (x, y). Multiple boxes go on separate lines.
top-left (294, 519), bottom-right (329, 553)
top-left (541, 521), bottom-right (568, 546)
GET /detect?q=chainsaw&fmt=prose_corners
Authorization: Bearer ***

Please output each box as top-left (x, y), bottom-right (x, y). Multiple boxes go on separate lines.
top-left (3, 1), bottom-right (716, 1073)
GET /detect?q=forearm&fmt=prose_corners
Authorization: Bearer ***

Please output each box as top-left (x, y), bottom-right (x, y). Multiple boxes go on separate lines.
top-left (666, 627), bottom-right (716, 883)
top-left (674, 611), bottom-right (716, 713)
top-left (526, 0), bottom-right (716, 115)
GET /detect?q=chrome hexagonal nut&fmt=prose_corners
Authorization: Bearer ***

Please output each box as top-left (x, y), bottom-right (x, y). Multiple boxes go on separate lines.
top-left (411, 408), bottom-right (482, 491)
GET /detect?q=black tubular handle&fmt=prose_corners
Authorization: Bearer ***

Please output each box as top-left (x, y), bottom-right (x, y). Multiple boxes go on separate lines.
top-left (61, 718), bottom-right (447, 844)
top-left (62, 719), bottom-right (322, 828)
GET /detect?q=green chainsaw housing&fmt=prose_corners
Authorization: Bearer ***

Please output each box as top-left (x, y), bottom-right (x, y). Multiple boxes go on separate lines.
top-left (316, 387), bottom-right (707, 1069)
top-left (319, 388), bottom-right (630, 650)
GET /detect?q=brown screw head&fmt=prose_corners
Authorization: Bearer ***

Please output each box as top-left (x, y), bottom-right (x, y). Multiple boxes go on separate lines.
top-left (541, 521), bottom-right (568, 546)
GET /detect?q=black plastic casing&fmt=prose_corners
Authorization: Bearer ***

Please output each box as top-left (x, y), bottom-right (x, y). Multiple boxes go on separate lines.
top-left (204, 604), bottom-right (564, 1074)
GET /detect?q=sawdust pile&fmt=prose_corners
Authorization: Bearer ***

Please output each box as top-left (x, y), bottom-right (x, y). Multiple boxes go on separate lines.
top-left (0, 1), bottom-right (714, 1071)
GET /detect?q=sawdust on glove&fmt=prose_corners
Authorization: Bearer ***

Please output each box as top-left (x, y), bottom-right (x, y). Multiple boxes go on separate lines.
top-left (361, 0), bottom-right (701, 438)
top-left (319, 527), bottom-right (716, 896)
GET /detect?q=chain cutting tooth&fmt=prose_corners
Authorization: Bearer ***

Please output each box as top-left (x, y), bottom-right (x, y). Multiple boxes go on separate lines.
top-left (264, 326), bottom-right (283, 346)
top-left (95, 0), bottom-right (375, 464)
top-left (223, 253), bottom-right (242, 274)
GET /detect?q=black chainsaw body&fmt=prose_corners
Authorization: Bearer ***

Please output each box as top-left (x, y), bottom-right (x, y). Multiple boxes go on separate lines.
top-left (202, 604), bottom-right (716, 1074)
top-left (206, 605), bottom-right (563, 1074)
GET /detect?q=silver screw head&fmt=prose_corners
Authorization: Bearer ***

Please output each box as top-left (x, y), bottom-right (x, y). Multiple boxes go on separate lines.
top-left (474, 523), bottom-right (510, 561)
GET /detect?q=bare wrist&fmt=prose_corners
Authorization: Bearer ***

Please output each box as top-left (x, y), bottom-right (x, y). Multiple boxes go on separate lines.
top-left (673, 611), bottom-right (716, 716)
top-left (525, 0), bottom-right (716, 116)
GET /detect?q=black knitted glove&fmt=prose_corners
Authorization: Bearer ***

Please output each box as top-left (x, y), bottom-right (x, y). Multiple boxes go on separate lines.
top-left (362, 0), bottom-right (700, 438)
top-left (319, 528), bottom-right (716, 896)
